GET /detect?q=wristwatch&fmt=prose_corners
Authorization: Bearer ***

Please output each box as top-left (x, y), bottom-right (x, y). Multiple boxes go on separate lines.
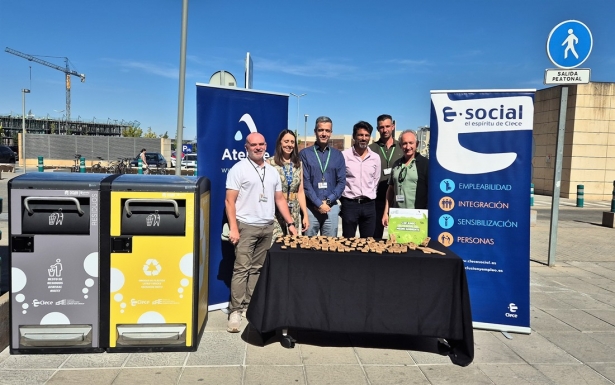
top-left (325, 198), bottom-right (332, 206)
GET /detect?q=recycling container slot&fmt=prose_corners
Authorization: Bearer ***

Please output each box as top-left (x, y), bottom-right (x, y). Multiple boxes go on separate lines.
top-left (21, 197), bottom-right (90, 235)
top-left (116, 324), bottom-right (187, 346)
top-left (19, 325), bottom-right (93, 347)
top-left (120, 199), bottom-right (186, 236)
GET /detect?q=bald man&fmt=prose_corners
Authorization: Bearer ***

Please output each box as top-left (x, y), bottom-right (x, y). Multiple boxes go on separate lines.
top-left (225, 132), bottom-right (297, 332)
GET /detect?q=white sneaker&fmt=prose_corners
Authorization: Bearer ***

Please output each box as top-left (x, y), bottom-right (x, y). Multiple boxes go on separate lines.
top-left (227, 311), bottom-right (242, 333)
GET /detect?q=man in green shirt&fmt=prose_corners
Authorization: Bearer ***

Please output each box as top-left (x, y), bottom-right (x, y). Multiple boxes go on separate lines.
top-left (382, 130), bottom-right (429, 227)
top-left (369, 114), bottom-right (404, 239)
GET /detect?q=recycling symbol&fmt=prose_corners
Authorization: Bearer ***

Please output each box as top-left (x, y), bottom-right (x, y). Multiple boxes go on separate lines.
top-left (143, 259), bottom-right (162, 276)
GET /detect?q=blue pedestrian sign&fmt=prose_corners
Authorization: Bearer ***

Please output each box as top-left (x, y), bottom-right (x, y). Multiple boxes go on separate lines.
top-left (547, 20), bottom-right (592, 69)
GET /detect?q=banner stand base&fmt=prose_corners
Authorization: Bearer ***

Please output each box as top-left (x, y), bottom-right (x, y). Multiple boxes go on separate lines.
top-left (473, 321), bottom-right (531, 334)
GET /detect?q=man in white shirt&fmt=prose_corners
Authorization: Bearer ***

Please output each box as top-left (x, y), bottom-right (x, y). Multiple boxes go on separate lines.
top-left (225, 132), bottom-right (297, 333)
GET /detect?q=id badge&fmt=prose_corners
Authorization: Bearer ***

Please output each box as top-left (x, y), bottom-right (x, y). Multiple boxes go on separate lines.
top-left (383, 168), bottom-right (392, 176)
top-left (318, 182), bottom-right (328, 189)
top-left (259, 194), bottom-right (268, 203)
top-left (395, 194), bottom-right (405, 202)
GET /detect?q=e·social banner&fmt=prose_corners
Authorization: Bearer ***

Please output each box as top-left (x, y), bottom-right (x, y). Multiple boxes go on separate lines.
top-left (429, 90), bottom-right (534, 333)
top-left (196, 84), bottom-right (288, 309)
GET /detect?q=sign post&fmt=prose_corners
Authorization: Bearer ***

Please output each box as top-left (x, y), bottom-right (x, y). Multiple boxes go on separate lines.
top-left (545, 20), bottom-right (592, 266)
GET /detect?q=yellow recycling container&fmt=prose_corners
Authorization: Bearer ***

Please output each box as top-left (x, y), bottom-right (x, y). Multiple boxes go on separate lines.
top-left (105, 175), bottom-right (210, 352)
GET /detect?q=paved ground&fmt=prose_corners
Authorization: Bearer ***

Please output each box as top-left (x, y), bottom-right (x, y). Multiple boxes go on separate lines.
top-left (1, 171), bottom-right (615, 384)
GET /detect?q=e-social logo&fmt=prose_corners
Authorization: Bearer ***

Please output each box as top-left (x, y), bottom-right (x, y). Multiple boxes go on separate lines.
top-left (432, 94), bottom-right (533, 175)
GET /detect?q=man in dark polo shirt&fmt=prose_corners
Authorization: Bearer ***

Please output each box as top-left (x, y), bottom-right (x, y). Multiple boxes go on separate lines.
top-left (369, 114), bottom-right (403, 239)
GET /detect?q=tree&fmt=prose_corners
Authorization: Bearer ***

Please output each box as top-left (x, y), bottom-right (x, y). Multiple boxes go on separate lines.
top-left (159, 131), bottom-right (169, 139)
top-left (143, 127), bottom-right (157, 138)
top-left (122, 126), bottom-right (143, 137)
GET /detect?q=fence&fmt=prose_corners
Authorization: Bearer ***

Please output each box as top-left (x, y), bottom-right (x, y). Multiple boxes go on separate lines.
top-left (19, 134), bottom-right (170, 167)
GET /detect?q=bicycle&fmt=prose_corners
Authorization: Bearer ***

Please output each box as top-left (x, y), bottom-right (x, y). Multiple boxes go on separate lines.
top-left (72, 154), bottom-right (82, 173)
top-left (90, 156), bottom-right (106, 173)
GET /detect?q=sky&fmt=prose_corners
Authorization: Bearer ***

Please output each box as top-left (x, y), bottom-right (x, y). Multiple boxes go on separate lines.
top-left (1, 0), bottom-right (614, 141)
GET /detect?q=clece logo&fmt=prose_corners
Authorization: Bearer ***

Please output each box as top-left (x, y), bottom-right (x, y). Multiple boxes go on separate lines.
top-left (32, 299), bottom-right (53, 307)
top-left (433, 94), bottom-right (533, 175)
top-left (131, 299), bottom-right (150, 306)
top-left (221, 113), bottom-right (270, 161)
top-left (506, 303), bottom-right (518, 318)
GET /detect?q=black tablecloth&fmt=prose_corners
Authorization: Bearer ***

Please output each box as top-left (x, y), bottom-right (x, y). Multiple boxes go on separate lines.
top-left (246, 241), bottom-right (474, 366)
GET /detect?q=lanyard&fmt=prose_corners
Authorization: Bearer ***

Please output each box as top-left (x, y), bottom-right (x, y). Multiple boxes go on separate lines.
top-left (282, 163), bottom-right (293, 199)
top-left (397, 159), bottom-right (415, 193)
top-left (313, 146), bottom-right (331, 182)
top-left (248, 159), bottom-right (266, 194)
top-left (378, 144), bottom-right (395, 167)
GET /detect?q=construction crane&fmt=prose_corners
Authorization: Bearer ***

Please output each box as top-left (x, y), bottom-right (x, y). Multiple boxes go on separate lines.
top-left (5, 47), bottom-right (85, 122)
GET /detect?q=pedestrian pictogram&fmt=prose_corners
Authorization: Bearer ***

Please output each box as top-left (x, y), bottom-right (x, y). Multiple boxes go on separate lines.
top-left (547, 20), bottom-right (592, 69)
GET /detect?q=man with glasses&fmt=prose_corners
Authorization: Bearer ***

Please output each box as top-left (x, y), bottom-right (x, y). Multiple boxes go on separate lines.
top-left (381, 130), bottom-right (429, 228)
top-left (225, 132), bottom-right (297, 333)
top-left (300, 116), bottom-right (346, 236)
top-left (369, 114), bottom-right (404, 238)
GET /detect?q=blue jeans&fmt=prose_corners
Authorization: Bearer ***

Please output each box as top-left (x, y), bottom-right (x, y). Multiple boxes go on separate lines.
top-left (307, 204), bottom-right (340, 237)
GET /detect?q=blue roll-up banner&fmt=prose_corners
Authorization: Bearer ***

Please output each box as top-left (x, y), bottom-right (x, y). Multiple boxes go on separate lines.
top-left (196, 84), bottom-right (288, 310)
top-left (429, 90), bottom-right (534, 334)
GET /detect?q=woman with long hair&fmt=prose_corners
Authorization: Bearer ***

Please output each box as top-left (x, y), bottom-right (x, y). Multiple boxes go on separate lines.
top-left (268, 129), bottom-right (309, 239)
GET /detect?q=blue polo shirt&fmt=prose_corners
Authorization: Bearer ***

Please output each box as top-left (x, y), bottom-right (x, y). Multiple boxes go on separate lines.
top-left (299, 144), bottom-right (346, 208)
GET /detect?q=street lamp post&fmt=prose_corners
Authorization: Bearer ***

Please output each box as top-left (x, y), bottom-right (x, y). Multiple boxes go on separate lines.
top-left (22, 88), bottom-right (30, 172)
top-left (304, 114), bottom-right (309, 149)
top-left (289, 93), bottom-right (306, 134)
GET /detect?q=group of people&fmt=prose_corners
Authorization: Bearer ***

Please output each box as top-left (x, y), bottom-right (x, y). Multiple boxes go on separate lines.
top-left (223, 114), bottom-right (428, 332)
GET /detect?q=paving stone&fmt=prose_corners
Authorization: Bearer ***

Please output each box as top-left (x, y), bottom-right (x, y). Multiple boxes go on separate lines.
top-left (354, 347), bottom-right (415, 365)
top-left (588, 362), bottom-right (615, 383)
top-left (46, 368), bottom-right (120, 384)
top-left (531, 292), bottom-right (571, 310)
top-left (472, 332), bottom-right (525, 364)
top-left (584, 309), bottom-right (615, 326)
top-left (304, 364), bottom-right (367, 385)
top-left (300, 345), bottom-right (358, 365)
top-left (540, 331), bottom-right (615, 363)
top-left (542, 309), bottom-right (615, 332)
top-left (186, 331), bottom-right (246, 366)
top-left (111, 367), bottom-right (182, 385)
top-left (0, 369), bottom-right (55, 385)
top-left (534, 364), bottom-right (613, 385)
top-left (245, 341), bottom-right (302, 365)
top-left (529, 308), bottom-right (578, 333)
top-left (0, 353), bottom-right (69, 369)
top-left (477, 364), bottom-right (555, 385)
top-left (364, 366), bottom-right (429, 385)
top-left (244, 365), bottom-right (305, 385)
top-left (123, 351), bottom-right (188, 367)
top-left (63, 352), bottom-right (129, 368)
top-left (420, 365), bottom-right (493, 384)
top-left (548, 292), bottom-right (615, 311)
top-left (493, 332), bottom-right (579, 364)
top-left (178, 366), bottom-right (243, 384)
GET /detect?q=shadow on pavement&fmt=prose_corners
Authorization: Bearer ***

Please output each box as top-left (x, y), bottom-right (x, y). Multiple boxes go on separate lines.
top-left (241, 323), bottom-right (444, 356)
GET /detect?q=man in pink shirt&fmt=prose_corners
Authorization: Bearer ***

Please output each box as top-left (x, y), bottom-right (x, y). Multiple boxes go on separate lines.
top-left (340, 121), bottom-right (381, 238)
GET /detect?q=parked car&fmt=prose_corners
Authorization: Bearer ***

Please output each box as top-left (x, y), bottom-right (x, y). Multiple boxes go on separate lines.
top-left (9, 146), bottom-right (19, 161)
top-left (181, 153), bottom-right (197, 168)
top-left (0, 145), bottom-right (16, 163)
top-left (130, 152), bottom-right (167, 168)
top-left (170, 151), bottom-right (185, 167)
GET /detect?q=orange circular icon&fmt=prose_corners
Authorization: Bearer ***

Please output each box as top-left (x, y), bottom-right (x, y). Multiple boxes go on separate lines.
top-left (438, 232), bottom-right (454, 247)
top-left (439, 196), bottom-right (455, 211)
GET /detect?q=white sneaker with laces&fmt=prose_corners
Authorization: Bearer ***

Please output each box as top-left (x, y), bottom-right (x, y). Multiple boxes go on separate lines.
top-left (227, 311), bottom-right (242, 333)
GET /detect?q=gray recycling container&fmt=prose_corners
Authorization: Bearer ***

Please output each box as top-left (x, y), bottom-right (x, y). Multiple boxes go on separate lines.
top-left (8, 173), bottom-right (116, 354)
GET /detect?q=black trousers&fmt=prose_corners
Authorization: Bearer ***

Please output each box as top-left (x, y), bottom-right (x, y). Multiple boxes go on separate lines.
top-left (340, 198), bottom-right (376, 238)
top-left (373, 182), bottom-right (389, 239)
